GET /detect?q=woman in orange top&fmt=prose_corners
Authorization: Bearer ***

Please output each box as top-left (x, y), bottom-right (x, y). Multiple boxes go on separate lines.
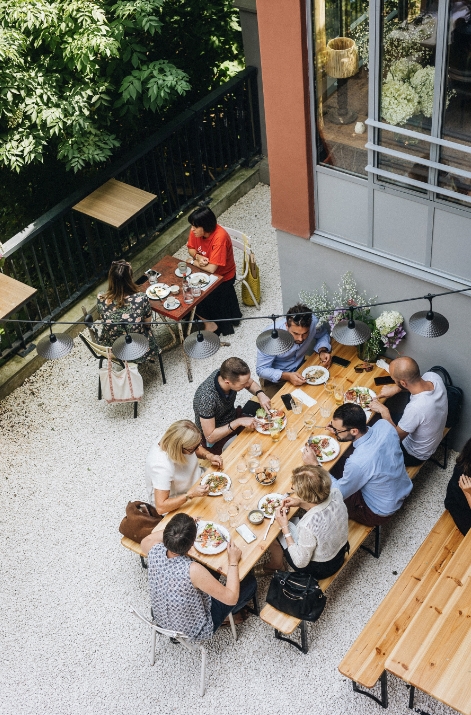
top-left (187, 207), bottom-right (242, 336)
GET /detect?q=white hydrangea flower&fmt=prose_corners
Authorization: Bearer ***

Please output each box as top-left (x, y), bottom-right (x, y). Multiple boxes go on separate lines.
top-left (376, 310), bottom-right (404, 335)
top-left (387, 58), bottom-right (422, 82)
top-left (381, 79), bottom-right (419, 125)
top-left (410, 65), bottom-right (435, 117)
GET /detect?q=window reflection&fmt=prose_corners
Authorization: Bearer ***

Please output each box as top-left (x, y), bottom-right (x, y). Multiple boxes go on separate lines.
top-left (313, 0), bottom-right (369, 176)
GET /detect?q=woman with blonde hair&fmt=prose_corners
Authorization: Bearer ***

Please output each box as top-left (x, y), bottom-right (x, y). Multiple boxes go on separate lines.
top-left (145, 420), bottom-right (223, 515)
top-left (97, 259), bottom-right (160, 362)
top-left (265, 461), bottom-right (349, 578)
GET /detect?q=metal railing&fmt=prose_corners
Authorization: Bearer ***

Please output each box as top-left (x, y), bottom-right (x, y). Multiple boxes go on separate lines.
top-left (0, 67), bottom-right (261, 364)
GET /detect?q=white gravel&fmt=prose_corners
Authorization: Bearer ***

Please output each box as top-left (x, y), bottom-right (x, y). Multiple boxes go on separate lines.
top-left (0, 183), bottom-right (458, 715)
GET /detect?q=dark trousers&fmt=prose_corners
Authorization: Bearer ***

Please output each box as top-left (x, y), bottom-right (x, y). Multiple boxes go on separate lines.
top-left (210, 573), bottom-right (257, 632)
top-left (344, 490), bottom-right (393, 527)
top-left (283, 542), bottom-right (350, 579)
top-left (386, 392), bottom-right (426, 467)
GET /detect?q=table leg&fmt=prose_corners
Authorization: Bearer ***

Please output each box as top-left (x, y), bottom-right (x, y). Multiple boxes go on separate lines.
top-left (177, 321), bottom-right (193, 382)
top-left (156, 312), bottom-right (177, 352)
top-left (186, 306), bottom-right (197, 337)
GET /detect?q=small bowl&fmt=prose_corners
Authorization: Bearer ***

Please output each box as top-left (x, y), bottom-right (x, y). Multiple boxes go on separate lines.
top-left (169, 285), bottom-right (180, 294)
top-left (248, 509), bottom-right (264, 525)
top-left (255, 468), bottom-right (277, 486)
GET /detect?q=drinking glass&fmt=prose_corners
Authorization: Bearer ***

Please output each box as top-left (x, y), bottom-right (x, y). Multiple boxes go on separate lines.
top-left (268, 455), bottom-right (280, 472)
top-left (236, 460), bottom-right (249, 484)
top-left (242, 487), bottom-right (254, 510)
top-left (249, 443), bottom-right (262, 458)
top-left (303, 414), bottom-right (315, 431)
top-left (223, 489), bottom-right (234, 502)
top-left (216, 504), bottom-right (229, 523)
top-left (286, 427), bottom-right (297, 441)
top-left (291, 399), bottom-right (302, 415)
top-left (191, 285), bottom-right (202, 298)
top-left (248, 457), bottom-right (260, 473)
top-left (269, 426), bottom-right (281, 442)
top-left (178, 261), bottom-right (188, 276)
top-left (183, 284), bottom-right (193, 304)
top-left (320, 399), bottom-right (330, 420)
top-left (228, 503), bottom-right (240, 527)
top-left (324, 381), bottom-right (334, 397)
top-left (334, 381), bottom-right (344, 405)
top-left (148, 272), bottom-right (157, 285)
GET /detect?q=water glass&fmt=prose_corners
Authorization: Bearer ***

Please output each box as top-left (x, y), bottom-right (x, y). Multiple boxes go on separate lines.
top-left (228, 503), bottom-right (240, 527)
top-left (236, 460), bottom-right (249, 484)
top-left (304, 414), bottom-right (315, 431)
top-left (268, 455), bottom-right (280, 472)
top-left (223, 489), bottom-right (234, 502)
top-left (320, 400), bottom-right (330, 420)
top-left (178, 261), bottom-right (188, 276)
top-left (248, 457), bottom-right (260, 473)
top-left (148, 271), bottom-right (157, 284)
top-left (191, 285), bottom-right (202, 298)
top-left (249, 443), bottom-right (262, 458)
top-left (242, 487), bottom-right (254, 510)
top-left (183, 284), bottom-right (193, 304)
top-left (291, 399), bottom-right (302, 415)
top-left (286, 427), bottom-right (297, 441)
top-left (216, 504), bottom-right (229, 523)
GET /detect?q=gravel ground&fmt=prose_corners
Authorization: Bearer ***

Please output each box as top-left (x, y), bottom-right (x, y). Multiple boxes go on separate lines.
top-left (0, 183), bottom-right (458, 715)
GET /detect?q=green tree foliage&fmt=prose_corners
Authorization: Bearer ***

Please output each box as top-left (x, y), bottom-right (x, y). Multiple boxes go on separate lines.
top-left (0, 0), bottom-right (242, 175)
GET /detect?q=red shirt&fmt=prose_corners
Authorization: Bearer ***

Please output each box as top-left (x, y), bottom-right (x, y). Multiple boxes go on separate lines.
top-left (187, 225), bottom-right (236, 282)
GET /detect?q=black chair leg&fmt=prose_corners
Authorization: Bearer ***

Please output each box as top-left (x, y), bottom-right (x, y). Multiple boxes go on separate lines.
top-left (158, 351), bottom-right (166, 384)
top-left (134, 401), bottom-right (138, 418)
top-left (98, 358), bottom-right (103, 400)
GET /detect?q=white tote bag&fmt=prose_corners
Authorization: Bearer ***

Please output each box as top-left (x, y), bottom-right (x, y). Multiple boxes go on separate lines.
top-left (99, 350), bottom-right (143, 404)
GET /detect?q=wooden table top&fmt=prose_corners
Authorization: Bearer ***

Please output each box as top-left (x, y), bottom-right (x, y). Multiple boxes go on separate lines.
top-left (158, 342), bottom-right (389, 579)
top-left (145, 255), bottom-right (223, 321)
top-left (386, 527), bottom-right (471, 715)
top-left (73, 179), bottom-right (157, 229)
top-left (0, 273), bottom-right (37, 320)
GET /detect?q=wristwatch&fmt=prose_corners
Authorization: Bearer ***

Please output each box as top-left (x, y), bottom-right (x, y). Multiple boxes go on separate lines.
top-left (185, 493), bottom-right (193, 502)
top-left (318, 347), bottom-right (331, 354)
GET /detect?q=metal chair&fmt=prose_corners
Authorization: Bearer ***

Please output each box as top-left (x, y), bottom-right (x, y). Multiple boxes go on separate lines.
top-left (221, 226), bottom-right (261, 310)
top-left (130, 605), bottom-right (237, 696)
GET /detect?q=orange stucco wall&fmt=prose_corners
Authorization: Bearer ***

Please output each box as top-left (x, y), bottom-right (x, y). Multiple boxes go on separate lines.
top-left (257, 0), bottom-right (314, 238)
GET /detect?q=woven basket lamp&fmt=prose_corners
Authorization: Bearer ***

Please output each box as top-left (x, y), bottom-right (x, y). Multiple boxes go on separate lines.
top-left (325, 37), bottom-right (358, 125)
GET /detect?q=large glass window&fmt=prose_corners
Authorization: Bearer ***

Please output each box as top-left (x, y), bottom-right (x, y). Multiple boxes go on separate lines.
top-left (313, 0), bottom-right (370, 176)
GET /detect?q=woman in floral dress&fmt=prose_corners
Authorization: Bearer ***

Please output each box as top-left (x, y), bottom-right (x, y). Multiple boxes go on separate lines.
top-left (96, 260), bottom-right (160, 363)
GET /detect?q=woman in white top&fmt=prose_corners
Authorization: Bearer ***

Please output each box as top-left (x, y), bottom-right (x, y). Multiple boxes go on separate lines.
top-left (265, 463), bottom-right (349, 579)
top-left (145, 420), bottom-right (222, 515)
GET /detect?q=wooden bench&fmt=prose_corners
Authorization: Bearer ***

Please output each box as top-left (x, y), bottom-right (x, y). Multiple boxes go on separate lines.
top-left (338, 510), bottom-right (463, 707)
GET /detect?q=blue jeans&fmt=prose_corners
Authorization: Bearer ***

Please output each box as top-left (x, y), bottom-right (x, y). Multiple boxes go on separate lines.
top-left (210, 573), bottom-right (257, 632)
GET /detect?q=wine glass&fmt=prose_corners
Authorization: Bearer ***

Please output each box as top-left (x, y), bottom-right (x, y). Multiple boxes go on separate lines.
top-left (242, 487), bottom-right (254, 510)
top-left (236, 460), bottom-right (249, 484)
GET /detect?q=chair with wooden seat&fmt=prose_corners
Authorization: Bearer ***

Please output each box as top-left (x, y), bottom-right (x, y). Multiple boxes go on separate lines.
top-left (130, 605), bottom-right (237, 696)
top-left (221, 226), bottom-right (260, 309)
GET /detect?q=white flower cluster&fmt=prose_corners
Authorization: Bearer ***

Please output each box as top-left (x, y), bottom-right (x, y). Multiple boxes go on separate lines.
top-left (382, 78), bottom-right (419, 126)
top-left (381, 63), bottom-right (441, 125)
top-left (387, 58), bottom-right (421, 82)
top-left (375, 310), bottom-right (404, 335)
top-left (300, 271), bottom-right (377, 326)
top-left (410, 65), bottom-right (435, 117)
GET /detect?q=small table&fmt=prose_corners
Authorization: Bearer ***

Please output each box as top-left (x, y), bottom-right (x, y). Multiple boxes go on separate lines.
top-left (157, 343), bottom-right (388, 579)
top-left (0, 273), bottom-right (38, 356)
top-left (73, 179), bottom-right (157, 229)
top-left (144, 256), bottom-right (223, 382)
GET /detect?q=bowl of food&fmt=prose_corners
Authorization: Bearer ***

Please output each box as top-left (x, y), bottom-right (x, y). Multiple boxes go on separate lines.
top-left (255, 467), bottom-right (277, 486)
top-left (248, 509), bottom-right (264, 525)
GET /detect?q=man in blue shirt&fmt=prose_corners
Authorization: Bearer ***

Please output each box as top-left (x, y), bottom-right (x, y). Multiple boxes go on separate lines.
top-left (256, 303), bottom-right (332, 398)
top-left (303, 403), bottom-right (412, 526)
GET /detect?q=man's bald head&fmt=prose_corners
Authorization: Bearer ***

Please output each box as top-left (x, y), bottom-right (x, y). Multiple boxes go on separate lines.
top-left (390, 357), bottom-right (421, 385)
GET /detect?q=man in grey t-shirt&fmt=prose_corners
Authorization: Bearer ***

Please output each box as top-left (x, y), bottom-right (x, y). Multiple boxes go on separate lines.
top-left (370, 357), bottom-right (448, 467)
top-left (193, 356), bottom-right (271, 455)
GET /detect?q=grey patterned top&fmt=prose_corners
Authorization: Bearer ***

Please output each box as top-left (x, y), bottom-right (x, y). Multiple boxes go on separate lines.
top-left (193, 370), bottom-right (238, 434)
top-left (148, 543), bottom-right (213, 641)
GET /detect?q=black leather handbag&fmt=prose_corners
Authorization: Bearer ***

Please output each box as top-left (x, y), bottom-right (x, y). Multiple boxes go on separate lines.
top-left (266, 571), bottom-right (327, 622)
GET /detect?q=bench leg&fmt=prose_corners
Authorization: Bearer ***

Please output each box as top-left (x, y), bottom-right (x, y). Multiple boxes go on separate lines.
top-left (361, 525), bottom-right (382, 559)
top-left (408, 685), bottom-right (415, 709)
top-left (429, 434), bottom-right (448, 470)
top-left (352, 671), bottom-right (388, 708)
top-left (274, 620), bottom-right (309, 654)
top-left (244, 588), bottom-right (260, 617)
top-left (140, 556), bottom-right (148, 569)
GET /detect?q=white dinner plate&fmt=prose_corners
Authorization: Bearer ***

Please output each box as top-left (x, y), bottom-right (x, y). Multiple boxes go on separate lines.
top-left (255, 410), bottom-right (287, 435)
top-left (193, 521), bottom-right (230, 555)
top-left (343, 386), bottom-right (376, 407)
top-left (302, 365), bottom-right (330, 385)
top-left (163, 299), bottom-right (180, 310)
top-left (200, 472), bottom-right (232, 496)
top-left (258, 493), bottom-right (285, 518)
top-left (189, 272), bottom-right (211, 287)
top-left (307, 434), bottom-right (340, 463)
top-left (146, 283), bottom-right (170, 300)
top-left (175, 266), bottom-right (192, 278)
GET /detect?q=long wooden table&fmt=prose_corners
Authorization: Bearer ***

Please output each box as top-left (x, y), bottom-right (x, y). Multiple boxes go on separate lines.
top-left (158, 342), bottom-right (388, 579)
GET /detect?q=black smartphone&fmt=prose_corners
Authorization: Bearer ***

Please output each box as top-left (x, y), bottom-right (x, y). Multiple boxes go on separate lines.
top-left (280, 393), bottom-right (293, 410)
top-left (331, 355), bottom-right (351, 367)
top-left (374, 375), bottom-right (395, 386)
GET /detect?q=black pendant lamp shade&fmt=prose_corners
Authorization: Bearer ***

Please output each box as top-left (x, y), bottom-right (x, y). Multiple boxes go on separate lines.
top-left (256, 315), bottom-right (295, 356)
top-left (331, 307), bottom-right (371, 346)
top-left (409, 294), bottom-right (449, 338)
top-left (36, 324), bottom-right (74, 360)
top-left (112, 329), bottom-right (149, 361)
top-left (184, 329), bottom-right (220, 359)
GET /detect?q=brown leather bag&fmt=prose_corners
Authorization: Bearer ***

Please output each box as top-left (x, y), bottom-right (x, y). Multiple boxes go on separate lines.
top-left (119, 501), bottom-right (162, 543)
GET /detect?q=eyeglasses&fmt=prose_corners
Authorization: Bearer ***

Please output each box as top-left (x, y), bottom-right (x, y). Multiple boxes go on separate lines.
top-left (354, 363), bottom-right (374, 373)
top-left (183, 444), bottom-right (200, 454)
top-left (327, 422), bottom-right (352, 436)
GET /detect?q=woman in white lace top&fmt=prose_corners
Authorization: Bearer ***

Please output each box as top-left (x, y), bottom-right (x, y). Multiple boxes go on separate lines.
top-left (265, 463), bottom-right (349, 579)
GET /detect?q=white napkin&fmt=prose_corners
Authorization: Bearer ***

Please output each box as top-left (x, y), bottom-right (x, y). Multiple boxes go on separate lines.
top-left (291, 388), bottom-right (317, 408)
top-left (376, 359), bottom-right (390, 373)
top-left (201, 274), bottom-right (218, 292)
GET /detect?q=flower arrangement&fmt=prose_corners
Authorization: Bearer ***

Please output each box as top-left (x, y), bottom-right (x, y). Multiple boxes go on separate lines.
top-left (375, 310), bottom-right (406, 350)
top-left (382, 60), bottom-right (452, 126)
top-left (299, 271), bottom-right (377, 328)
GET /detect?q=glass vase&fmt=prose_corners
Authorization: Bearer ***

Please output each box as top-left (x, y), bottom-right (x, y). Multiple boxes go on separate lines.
top-left (357, 341), bottom-right (380, 363)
